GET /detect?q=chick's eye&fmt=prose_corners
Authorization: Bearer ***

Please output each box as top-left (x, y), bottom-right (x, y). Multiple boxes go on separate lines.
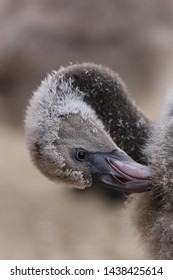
top-left (75, 149), bottom-right (87, 161)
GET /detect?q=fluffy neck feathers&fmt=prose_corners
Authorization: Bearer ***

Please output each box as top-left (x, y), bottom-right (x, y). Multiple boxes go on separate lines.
top-left (128, 90), bottom-right (173, 260)
top-left (60, 63), bottom-right (152, 163)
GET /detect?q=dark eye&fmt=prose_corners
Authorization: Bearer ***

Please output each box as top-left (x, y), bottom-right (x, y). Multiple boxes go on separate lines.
top-left (75, 149), bottom-right (87, 161)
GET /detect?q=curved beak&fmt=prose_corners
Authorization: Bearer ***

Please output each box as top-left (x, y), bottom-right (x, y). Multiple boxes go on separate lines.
top-left (88, 149), bottom-right (153, 193)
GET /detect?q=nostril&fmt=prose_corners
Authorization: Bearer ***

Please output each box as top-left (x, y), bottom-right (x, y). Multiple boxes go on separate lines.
top-left (115, 176), bottom-right (128, 184)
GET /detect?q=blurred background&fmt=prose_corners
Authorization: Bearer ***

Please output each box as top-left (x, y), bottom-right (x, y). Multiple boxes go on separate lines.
top-left (1, 0), bottom-right (173, 259)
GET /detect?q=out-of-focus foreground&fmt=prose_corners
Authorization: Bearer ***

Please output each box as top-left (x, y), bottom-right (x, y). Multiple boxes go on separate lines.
top-left (1, 0), bottom-right (173, 259)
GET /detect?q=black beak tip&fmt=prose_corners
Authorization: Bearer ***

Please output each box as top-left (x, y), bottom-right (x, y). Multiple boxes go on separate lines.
top-left (89, 149), bottom-right (153, 193)
top-left (93, 173), bottom-right (152, 193)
